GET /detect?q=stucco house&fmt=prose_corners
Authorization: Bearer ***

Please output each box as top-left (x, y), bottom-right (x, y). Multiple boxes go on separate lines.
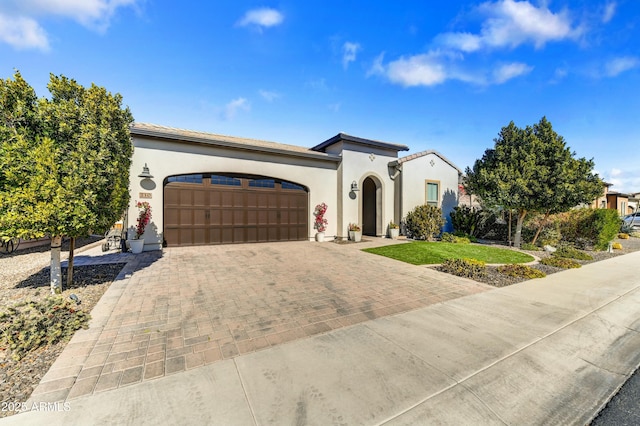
top-left (127, 123), bottom-right (461, 251)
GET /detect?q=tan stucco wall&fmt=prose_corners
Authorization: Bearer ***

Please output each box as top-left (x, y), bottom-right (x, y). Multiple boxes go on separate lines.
top-left (400, 153), bottom-right (460, 232)
top-left (128, 137), bottom-right (338, 250)
top-left (339, 145), bottom-right (397, 237)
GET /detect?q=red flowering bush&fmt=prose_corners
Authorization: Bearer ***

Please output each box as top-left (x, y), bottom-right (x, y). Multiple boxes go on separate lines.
top-left (135, 201), bottom-right (152, 239)
top-left (313, 202), bottom-right (328, 232)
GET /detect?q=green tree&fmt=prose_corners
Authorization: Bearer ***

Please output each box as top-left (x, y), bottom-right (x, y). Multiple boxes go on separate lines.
top-left (465, 117), bottom-right (602, 248)
top-left (0, 72), bottom-right (133, 293)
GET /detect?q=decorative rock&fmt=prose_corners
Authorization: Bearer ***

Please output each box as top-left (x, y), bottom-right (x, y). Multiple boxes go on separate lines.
top-left (544, 245), bottom-right (557, 253)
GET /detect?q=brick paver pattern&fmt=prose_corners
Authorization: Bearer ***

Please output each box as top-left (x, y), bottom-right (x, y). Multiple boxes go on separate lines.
top-left (31, 239), bottom-right (490, 401)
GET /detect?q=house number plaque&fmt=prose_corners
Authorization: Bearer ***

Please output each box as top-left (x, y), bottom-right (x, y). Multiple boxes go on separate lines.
top-left (139, 192), bottom-right (152, 199)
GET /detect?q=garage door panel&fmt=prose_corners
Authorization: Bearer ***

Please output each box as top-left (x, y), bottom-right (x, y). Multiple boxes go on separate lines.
top-left (247, 210), bottom-right (257, 225)
top-left (193, 190), bottom-right (206, 206)
top-left (222, 210), bottom-right (233, 226)
top-left (165, 209), bottom-right (179, 227)
top-left (234, 210), bottom-right (244, 224)
top-left (165, 176), bottom-right (308, 246)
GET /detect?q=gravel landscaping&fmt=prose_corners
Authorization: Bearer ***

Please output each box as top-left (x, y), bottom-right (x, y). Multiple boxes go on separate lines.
top-left (0, 237), bottom-right (125, 418)
top-left (1, 235), bottom-right (639, 418)
top-left (438, 236), bottom-right (640, 287)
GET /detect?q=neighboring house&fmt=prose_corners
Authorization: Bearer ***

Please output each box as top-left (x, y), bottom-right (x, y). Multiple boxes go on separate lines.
top-left (590, 182), bottom-right (612, 210)
top-left (127, 123), bottom-right (462, 250)
top-left (606, 191), bottom-right (630, 216)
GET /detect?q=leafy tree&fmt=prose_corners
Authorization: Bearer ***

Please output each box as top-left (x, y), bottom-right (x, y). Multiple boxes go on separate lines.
top-left (0, 72), bottom-right (133, 293)
top-left (465, 117), bottom-right (602, 248)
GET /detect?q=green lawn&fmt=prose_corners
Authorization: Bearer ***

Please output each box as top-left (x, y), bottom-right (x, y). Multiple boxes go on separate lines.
top-left (363, 242), bottom-right (534, 265)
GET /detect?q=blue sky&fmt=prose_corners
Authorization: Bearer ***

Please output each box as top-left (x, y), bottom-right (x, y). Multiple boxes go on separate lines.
top-left (1, 1), bottom-right (639, 192)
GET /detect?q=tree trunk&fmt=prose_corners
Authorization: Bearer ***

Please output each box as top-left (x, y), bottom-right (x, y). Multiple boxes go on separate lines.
top-left (513, 210), bottom-right (527, 248)
top-left (508, 210), bottom-right (512, 246)
top-left (50, 235), bottom-right (63, 294)
top-left (531, 211), bottom-right (551, 246)
top-left (66, 237), bottom-right (75, 288)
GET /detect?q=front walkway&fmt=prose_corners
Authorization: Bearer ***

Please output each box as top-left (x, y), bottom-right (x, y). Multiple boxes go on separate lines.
top-left (27, 238), bottom-right (489, 403)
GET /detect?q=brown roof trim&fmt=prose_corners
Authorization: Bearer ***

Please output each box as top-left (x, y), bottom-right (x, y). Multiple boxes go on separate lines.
top-left (131, 123), bottom-right (341, 162)
top-left (390, 150), bottom-right (462, 174)
top-left (311, 133), bottom-right (410, 153)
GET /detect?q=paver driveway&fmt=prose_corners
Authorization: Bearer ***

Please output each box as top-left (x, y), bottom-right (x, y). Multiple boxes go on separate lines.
top-left (30, 239), bottom-right (490, 403)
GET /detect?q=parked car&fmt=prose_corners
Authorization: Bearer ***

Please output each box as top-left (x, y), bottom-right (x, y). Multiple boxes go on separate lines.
top-left (623, 212), bottom-right (640, 229)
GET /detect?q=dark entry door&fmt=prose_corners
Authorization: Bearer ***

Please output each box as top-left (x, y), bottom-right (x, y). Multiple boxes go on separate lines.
top-left (362, 177), bottom-right (377, 236)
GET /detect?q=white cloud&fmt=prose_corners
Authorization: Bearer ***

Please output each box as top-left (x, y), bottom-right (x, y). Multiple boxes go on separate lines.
top-left (437, 0), bottom-right (581, 52)
top-left (492, 62), bottom-right (533, 83)
top-left (258, 90), bottom-right (280, 102)
top-left (602, 168), bottom-right (640, 194)
top-left (0, 0), bottom-right (141, 49)
top-left (602, 2), bottom-right (616, 23)
top-left (0, 14), bottom-right (49, 50)
top-left (385, 53), bottom-right (448, 87)
top-left (223, 97), bottom-right (250, 120)
top-left (328, 102), bottom-right (341, 112)
top-left (367, 51), bottom-right (487, 87)
top-left (342, 41), bottom-right (361, 69)
top-left (237, 8), bottom-right (283, 31)
top-left (604, 56), bottom-right (639, 77)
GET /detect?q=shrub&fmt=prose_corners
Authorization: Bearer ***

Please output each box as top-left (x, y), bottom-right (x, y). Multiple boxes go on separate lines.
top-left (453, 230), bottom-right (478, 242)
top-left (557, 208), bottom-right (621, 250)
top-left (618, 233), bottom-right (629, 239)
top-left (521, 242), bottom-right (540, 251)
top-left (553, 246), bottom-right (593, 261)
top-left (612, 242), bottom-right (623, 250)
top-left (440, 258), bottom-right (486, 279)
top-left (441, 232), bottom-right (470, 244)
top-left (497, 264), bottom-right (546, 279)
top-left (405, 205), bottom-right (446, 241)
top-left (0, 297), bottom-right (90, 361)
top-left (540, 257), bottom-right (581, 269)
top-left (450, 206), bottom-right (489, 237)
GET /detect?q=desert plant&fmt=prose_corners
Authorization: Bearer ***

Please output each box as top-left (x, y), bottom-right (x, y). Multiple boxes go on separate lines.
top-left (612, 242), bottom-right (623, 250)
top-left (497, 264), bottom-right (546, 279)
top-left (441, 232), bottom-right (471, 244)
top-left (620, 222), bottom-right (635, 234)
top-left (540, 257), bottom-right (581, 269)
top-left (521, 242), bottom-right (540, 251)
top-left (440, 258), bottom-right (486, 279)
top-left (404, 204), bottom-right (446, 241)
top-left (0, 297), bottom-right (90, 361)
top-left (618, 233), bottom-right (629, 239)
top-left (553, 246), bottom-right (593, 261)
top-left (389, 221), bottom-right (399, 229)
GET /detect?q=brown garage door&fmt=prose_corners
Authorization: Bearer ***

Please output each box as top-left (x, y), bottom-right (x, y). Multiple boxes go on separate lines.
top-left (163, 174), bottom-right (309, 246)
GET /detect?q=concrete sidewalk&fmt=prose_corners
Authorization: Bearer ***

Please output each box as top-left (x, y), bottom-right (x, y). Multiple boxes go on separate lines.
top-left (3, 251), bottom-right (639, 425)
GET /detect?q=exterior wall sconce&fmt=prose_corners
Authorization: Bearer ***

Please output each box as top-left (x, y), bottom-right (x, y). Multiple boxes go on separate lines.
top-left (138, 163), bottom-right (154, 179)
top-left (351, 181), bottom-right (359, 192)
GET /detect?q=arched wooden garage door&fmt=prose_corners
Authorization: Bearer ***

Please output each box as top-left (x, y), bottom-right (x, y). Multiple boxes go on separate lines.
top-left (164, 174), bottom-right (308, 246)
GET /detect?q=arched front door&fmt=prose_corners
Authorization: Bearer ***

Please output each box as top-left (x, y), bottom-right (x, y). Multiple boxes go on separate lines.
top-left (362, 177), bottom-right (377, 236)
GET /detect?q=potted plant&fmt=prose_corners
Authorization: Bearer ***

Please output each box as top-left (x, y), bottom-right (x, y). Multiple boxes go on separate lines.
top-left (313, 202), bottom-right (328, 242)
top-left (130, 201), bottom-right (152, 253)
top-left (348, 223), bottom-right (362, 242)
top-left (388, 221), bottom-right (400, 239)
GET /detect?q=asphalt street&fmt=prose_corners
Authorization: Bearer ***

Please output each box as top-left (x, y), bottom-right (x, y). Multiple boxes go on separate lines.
top-left (592, 366), bottom-right (640, 425)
